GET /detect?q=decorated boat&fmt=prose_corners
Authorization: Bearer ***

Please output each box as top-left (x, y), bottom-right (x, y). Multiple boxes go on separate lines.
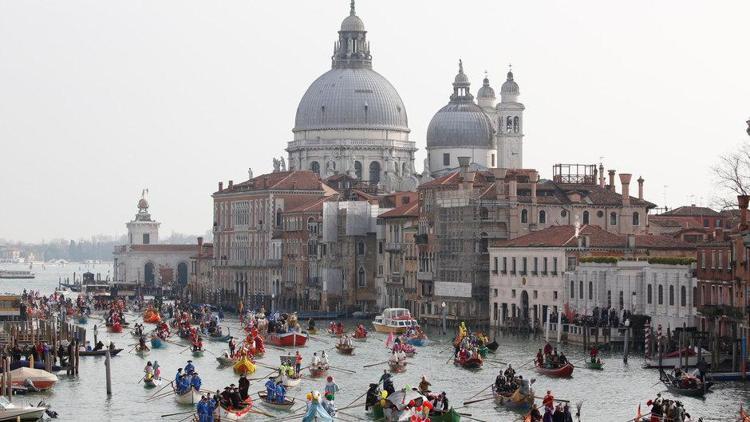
top-left (660, 369), bottom-right (713, 397)
top-left (108, 322), bottom-right (122, 333)
top-left (372, 308), bottom-right (419, 334)
top-left (396, 343), bottom-right (417, 357)
top-left (535, 362), bottom-right (574, 378)
top-left (267, 331), bottom-right (308, 347)
top-left (218, 398), bottom-right (254, 421)
top-left (143, 309), bottom-right (161, 324)
top-left (352, 329), bottom-right (368, 342)
top-left (233, 356), bottom-right (256, 375)
top-left (335, 344), bottom-right (354, 355)
top-left (309, 366), bottom-right (329, 378)
top-left (388, 361), bottom-right (407, 373)
top-left (327, 329), bottom-right (345, 338)
top-left (454, 356), bottom-right (483, 370)
top-left (258, 391), bottom-right (295, 410)
top-left (174, 386), bottom-right (202, 405)
top-left (494, 388), bottom-right (535, 409)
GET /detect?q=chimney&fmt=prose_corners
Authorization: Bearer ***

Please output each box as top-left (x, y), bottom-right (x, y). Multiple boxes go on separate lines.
top-left (197, 236), bottom-right (204, 255)
top-left (457, 156), bottom-right (470, 175)
top-left (619, 173), bottom-right (632, 206)
top-left (228, 180), bottom-right (233, 189)
top-left (637, 176), bottom-right (644, 200)
top-left (738, 195), bottom-right (749, 229)
top-left (608, 170), bottom-right (616, 191)
top-left (627, 233), bottom-right (636, 249)
top-left (530, 170), bottom-right (538, 204)
top-left (599, 164), bottom-right (606, 188)
top-left (218, 181), bottom-right (223, 192)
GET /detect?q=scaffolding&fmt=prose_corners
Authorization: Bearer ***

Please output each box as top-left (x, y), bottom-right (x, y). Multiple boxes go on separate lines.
top-left (552, 163), bottom-right (598, 185)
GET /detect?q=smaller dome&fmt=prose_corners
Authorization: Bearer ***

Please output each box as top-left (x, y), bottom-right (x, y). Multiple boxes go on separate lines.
top-left (341, 14), bottom-right (365, 32)
top-left (501, 71), bottom-right (520, 99)
top-left (426, 102), bottom-right (494, 148)
top-left (477, 77), bottom-right (495, 99)
top-left (454, 71), bottom-right (469, 85)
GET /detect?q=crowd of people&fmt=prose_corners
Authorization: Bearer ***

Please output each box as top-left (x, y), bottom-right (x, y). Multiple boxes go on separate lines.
top-left (535, 342), bottom-right (569, 369)
top-left (645, 394), bottom-right (698, 422)
top-left (174, 360), bottom-right (202, 395)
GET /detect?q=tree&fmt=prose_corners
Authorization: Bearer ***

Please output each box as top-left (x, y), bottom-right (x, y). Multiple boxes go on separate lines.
top-left (712, 142), bottom-right (750, 210)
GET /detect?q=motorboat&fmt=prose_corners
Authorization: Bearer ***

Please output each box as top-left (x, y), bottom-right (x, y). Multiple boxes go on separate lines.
top-left (0, 397), bottom-right (46, 421)
top-left (372, 308), bottom-right (419, 334)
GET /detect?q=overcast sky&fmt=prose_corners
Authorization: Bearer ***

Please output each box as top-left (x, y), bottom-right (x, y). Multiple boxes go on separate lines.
top-left (2, 0), bottom-right (749, 243)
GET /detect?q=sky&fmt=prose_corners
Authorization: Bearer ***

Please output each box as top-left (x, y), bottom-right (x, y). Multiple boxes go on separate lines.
top-left (1, 0), bottom-right (749, 243)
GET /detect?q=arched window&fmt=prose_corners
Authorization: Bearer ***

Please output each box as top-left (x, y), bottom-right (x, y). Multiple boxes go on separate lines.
top-left (583, 211), bottom-right (590, 225)
top-left (680, 286), bottom-right (687, 307)
top-left (521, 209), bottom-right (528, 224)
top-left (310, 161), bottom-right (320, 176)
top-left (609, 212), bottom-right (617, 226)
top-left (588, 281), bottom-right (593, 300)
top-left (369, 161), bottom-right (381, 184)
top-left (539, 210), bottom-right (547, 224)
top-left (647, 284), bottom-right (652, 304)
top-left (669, 285), bottom-right (675, 306)
top-left (579, 280), bottom-right (584, 299)
top-left (570, 280), bottom-right (575, 299)
top-left (633, 212), bottom-right (640, 226)
top-left (513, 116), bottom-right (519, 133)
top-left (658, 285), bottom-right (663, 305)
top-left (177, 262), bottom-right (188, 286)
top-left (354, 161), bottom-right (363, 179)
top-left (357, 241), bottom-right (365, 256)
top-left (506, 117), bottom-right (513, 132)
top-left (307, 217), bottom-right (317, 234)
top-left (144, 262), bottom-right (155, 285)
top-left (357, 266), bottom-right (366, 287)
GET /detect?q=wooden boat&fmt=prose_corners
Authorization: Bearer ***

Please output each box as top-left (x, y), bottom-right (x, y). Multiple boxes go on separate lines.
top-left (535, 362), bottom-right (574, 378)
top-left (494, 388), bottom-right (534, 409)
top-left (174, 386), bottom-right (202, 405)
top-left (218, 398), bottom-right (254, 421)
top-left (429, 407), bottom-right (461, 422)
top-left (660, 370), bottom-right (713, 397)
top-left (191, 349), bottom-right (204, 358)
top-left (79, 348), bottom-right (123, 357)
top-left (585, 360), bottom-right (604, 370)
top-left (274, 372), bottom-right (302, 388)
top-left (258, 391), bottom-right (294, 410)
top-left (486, 340), bottom-right (499, 352)
top-left (209, 332), bottom-right (231, 342)
top-left (143, 376), bottom-right (160, 388)
top-left (389, 361), bottom-right (407, 373)
top-left (372, 308), bottom-right (419, 334)
top-left (335, 344), bottom-right (354, 355)
top-left (217, 356), bottom-right (236, 367)
top-left (267, 331), bottom-right (308, 347)
top-left (309, 366), bottom-right (328, 378)
top-left (233, 357), bottom-right (256, 375)
top-left (108, 322), bottom-right (122, 333)
top-left (150, 337), bottom-right (163, 349)
top-left (454, 356), bottom-right (483, 369)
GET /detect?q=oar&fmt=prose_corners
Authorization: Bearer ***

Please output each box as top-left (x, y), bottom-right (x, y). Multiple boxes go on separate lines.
top-left (247, 406), bottom-right (276, 418)
top-left (518, 358), bottom-right (536, 369)
top-left (149, 380), bottom-right (174, 398)
top-left (534, 395), bottom-right (570, 403)
top-left (328, 365), bottom-right (355, 374)
top-left (337, 409), bottom-right (367, 421)
top-left (339, 400), bottom-right (366, 411)
top-left (462, 396), bottom-right (495, 405)
top-left (464, 384), bottom-right (493, 404)
top-left (178, 346), bottom-right (192, 354)
top-left (160, 410), bottom-right (195, 418)
top-left (363, 360), bottom-right (388, 368)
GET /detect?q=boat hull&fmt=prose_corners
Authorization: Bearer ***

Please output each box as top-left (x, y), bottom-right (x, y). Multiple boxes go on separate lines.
top-left (309, 367), bottom-right (328, 378)
top-left (389, 362), bottom-right (407, 373)
top-left (217, 356), bottom-right (235, 366)
top-left (494, 389), bottom-right (534, 409)
top-left (372, 323), bottom-right (408, 334)
top-left (174, 388), bottom-right (202, 405)
top-left (406, 338), bottom-right (428, 347)
top-left (219, 399), bottom-right (254, 421)
top-left (79, 348), bottom-right (122, 357)
top-left (454, 357), bottom-right (483, 369)
top-left (267, 332), bottom-right (308, 347)
top-left (429, 408), bottom-right (461, 422)
top-left (336, 345), bottom-right (354, 355)
top-left (585, 361), bottom-right (604, 370)
top-left (258, 391), bottom-right (294, 410)
top-left (535, 363), bottom-right (574, 378)
top-left (144, 377), bottom-right (160, 388)
top-left (0, 408), bottom-right (46, 421)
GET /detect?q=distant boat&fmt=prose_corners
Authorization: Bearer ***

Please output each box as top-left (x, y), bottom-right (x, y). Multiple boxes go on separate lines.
top-left (0, 271), bottom-right (35, 280)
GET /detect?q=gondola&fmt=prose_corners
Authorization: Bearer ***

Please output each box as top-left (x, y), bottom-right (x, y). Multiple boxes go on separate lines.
top-left (79, 348), bottom-right (122, 357)
top-left (335, 344), bottom-right (354, 355)
top-left (454, 356), bottom-right (483, 370)
top-left (309, 366), bottom-right (328, 378)
top-left (660, 369), bottom-right (713, 397)
top-left (258, 391), bottom-right (295, 411)
top-left (535, 362), bottom-right (574, 378)
top-left (494, 388), bottom-right (534, 409)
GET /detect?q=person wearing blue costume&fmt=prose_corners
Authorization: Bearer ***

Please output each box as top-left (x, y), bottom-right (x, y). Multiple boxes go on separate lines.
top-left (197, 395), bottom-right (213, 422)
top-left (191, 372), bottom-right (202, 391)
top-left (185, 360), bottom-right (195, 375)
top-left (203, 397), bottom-right (215, 422)
top-left (177, 374), bottom-right (190, 394)
top-left (275, 381), bottom-right (286, 403)
top-left (174, 368), bottom-right (183, 384)
top-left (264, 378), bottom-right (277, 402)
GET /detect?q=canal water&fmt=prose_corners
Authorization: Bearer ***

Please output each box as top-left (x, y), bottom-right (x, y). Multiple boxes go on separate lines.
top-left (0, 262), bottom-right (748, 421)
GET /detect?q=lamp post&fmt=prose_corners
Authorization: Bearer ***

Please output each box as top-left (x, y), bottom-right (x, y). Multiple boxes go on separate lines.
top-left (623, 318), bottom-right (631, 364)
top-left (441, 302), bottom-right (447, 335)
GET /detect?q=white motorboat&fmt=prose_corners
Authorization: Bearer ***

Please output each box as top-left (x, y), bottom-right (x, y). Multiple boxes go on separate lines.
top-left (372, 308), bottom-right (419, 334)
top-left (0, 397), bottom-right (46, 421)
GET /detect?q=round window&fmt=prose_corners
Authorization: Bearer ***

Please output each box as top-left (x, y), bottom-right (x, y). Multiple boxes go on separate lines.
top-left (561, 210), bottom-right (567, 217)
top-left (596, 210), bottom-right (604, 218)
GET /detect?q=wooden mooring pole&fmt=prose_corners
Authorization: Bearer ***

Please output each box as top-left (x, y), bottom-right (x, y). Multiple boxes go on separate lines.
top-left (105, 349), bottom-right (112, 396)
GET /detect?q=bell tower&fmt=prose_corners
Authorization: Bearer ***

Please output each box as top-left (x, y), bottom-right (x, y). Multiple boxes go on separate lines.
top-left (496, 67), bottom-right (524, 169)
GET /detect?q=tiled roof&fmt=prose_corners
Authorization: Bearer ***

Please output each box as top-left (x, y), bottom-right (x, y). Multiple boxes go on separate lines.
top-left (379, 202), bottom-right (419, 219)
top-left (660, 205), bottom-right (719, 217)
top-left (649, 219), bottom-right (683, 227)
top-left (130, 245), bottom-right (198, 252)
top-left (495, 225), bottom-right (694, 250)
top-left (285, 194), bottom-right (339, 213)
top-left (216, 170), bottom-right (325, 194)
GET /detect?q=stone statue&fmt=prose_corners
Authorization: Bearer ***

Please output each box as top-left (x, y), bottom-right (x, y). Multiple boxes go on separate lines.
top-left (280, 157), bottom-right (286, 171)
top-left (248, 168), bottom-right (253, 179)
top-left (272, 158), bottom-right (280, 172)
top-left (326, 159), bottom-right (336, 177)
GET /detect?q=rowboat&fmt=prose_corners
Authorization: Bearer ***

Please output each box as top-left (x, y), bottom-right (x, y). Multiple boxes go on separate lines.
top-left (274, 372), bottom-right (302, 388)
top-left (335, 344), bottom-right (354, 355)
top-left (328, 329), bottom-right (344, 338)
top-left (150, 337), bottom-right (163, 349)
top-left (143, 376), bottom-right (161, 388)
top-left (389, 361), bottom-right (407, 373)
top-left (454, 356), bottom-right (483, 370)
top-left (494, 388), bottom-right (535, 409)
top-left (174, 386), bottom-right (202, 405)
top-left (9, 368), bottom-right (57, 390)
top-left (267, 331), bottom-right (308, 347)
top-left (309, 366), bottom-right (328, 378)
top-left (585, 360), bottom-right (604, 370)
top-left (535, 362), bottom-right (574, 378)
top-left (233, 357), bottom-right (256, 375)
top-left (217, 356), bottom-right (236, 367)
top-left (209, 333), bottom-right (231, 342)
top-left (192, 349), bottom-right (204, 358)
top-left (372, 308), bottom-right (419, 334)
top-left (79, 348), bottom-right (122, 357)
top-left (660, 370), bottom-right (713, 397)
top-left (258, 391), bottom-right (295, 410)
top-left (429, 408), bottom-right (461, 422)
top-left (219, 398), bottom-right (254, 421)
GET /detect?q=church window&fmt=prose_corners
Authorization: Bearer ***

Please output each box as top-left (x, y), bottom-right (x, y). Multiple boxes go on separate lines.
top-left (513, 116), bottom-right (519, 133)
top-left (633, 212), bottom-right (640, 226)
top-left (583, 210), bottom-right (590, 225)
top-left (354, 161), bottom-right (363, 179)
top-left (311, 161), bottom-right (320, 176)
top-left (357, 266), bottom-right (366, 287)
top-left (610, 212), bottom-right (617, 226)
top-left (539, 210), bottom-right (546, 224)
top-left (143, 233), bottom-right (150, 244)
top-left (402, 162), bottom-right (407, 175)
top-left (491, 154), bottom-right (496, 167)
top-left (506, 117), bottom-right (513, 132)
top-left (369, 161), bottom-right (381, 184)
top-left (521, 209), bottom-right (528, 224)
top-left (357, 241), bottom-right (365, 256)
top-left (443, 153), bottom-right (450, 166)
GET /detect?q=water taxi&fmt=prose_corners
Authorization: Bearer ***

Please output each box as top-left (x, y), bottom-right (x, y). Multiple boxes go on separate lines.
top-left (372, 308), bottom-right (419, 334)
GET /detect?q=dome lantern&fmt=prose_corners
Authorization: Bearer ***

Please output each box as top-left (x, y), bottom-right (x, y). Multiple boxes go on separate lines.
top-left (333, 0), bottom-right (371, 69)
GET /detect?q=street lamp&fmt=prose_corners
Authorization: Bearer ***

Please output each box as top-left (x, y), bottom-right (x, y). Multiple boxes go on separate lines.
top-left (441, 302), bottom-right (447, 335)
top-left (623, 318), bottom-right (631, 364)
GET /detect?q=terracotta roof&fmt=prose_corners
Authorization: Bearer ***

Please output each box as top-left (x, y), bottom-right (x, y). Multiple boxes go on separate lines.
top-left (379, 202), bottom-right (419, 219)
top-left (130, 245), bottom-right (198, 252)
top-left (495, 225), bottom-right (694, 250)
top-left (649, 219), bottom-right (683, 228)
top-left (660, 205), bottom-right (719, 217)
top-left (285, 194), bottom-right (339, 213)
top-left (633, 234), bottom-right (695, 249)
top-left (215, 170), bottom-right (325, 194)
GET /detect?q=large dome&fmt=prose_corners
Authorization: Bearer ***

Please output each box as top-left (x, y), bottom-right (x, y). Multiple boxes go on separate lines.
top-left (293, 68), bottom-right (409, 133)
top-left (426, 102), bottom-right (494, 148)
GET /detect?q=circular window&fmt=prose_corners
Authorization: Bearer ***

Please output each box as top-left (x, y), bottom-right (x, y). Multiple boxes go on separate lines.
top-left (596, 210), bottom-right (604, 218)
top-left (561, 210), bottom-right (567, 217)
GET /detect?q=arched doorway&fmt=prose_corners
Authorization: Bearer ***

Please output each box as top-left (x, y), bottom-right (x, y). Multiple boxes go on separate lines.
top-left (177, 262), bottom-right (188, 286)
top-left (520, 290), bottom-right (529, 321)
top-left (144, 262), bottom-right (155, 285)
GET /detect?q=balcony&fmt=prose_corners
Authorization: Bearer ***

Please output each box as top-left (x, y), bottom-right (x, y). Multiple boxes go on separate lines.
top-left (384, 242), bottom-right (403, 252)
top-left (417, 271), bottom-right (433, 281)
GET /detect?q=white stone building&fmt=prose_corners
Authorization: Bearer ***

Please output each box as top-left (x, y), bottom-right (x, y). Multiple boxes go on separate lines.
top-left (286, 2), bottom-right (418, 193)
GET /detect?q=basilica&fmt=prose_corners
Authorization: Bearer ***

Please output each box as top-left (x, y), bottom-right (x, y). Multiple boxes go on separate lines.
top-left (285, 1), bottom-right (524, 190)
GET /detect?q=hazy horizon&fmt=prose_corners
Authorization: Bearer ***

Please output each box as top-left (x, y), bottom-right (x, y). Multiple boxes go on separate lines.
top-left (2, 0), bottom-right (749, 243)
